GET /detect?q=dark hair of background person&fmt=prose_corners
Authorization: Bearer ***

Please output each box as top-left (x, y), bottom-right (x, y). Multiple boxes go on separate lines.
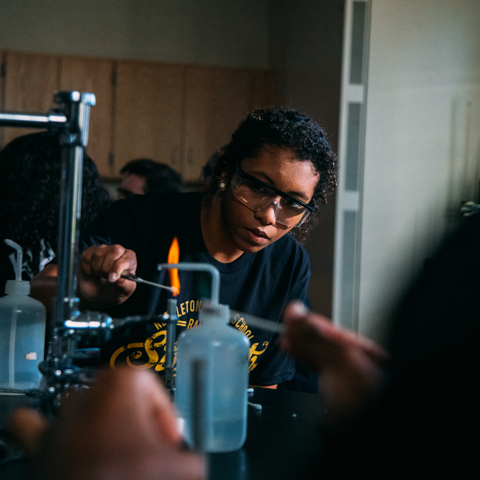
top-left (120, 159), bottom-right (183, 193)
top-left (206, 106), bottom-right (337, 243)
top-left (0, 131), bottom-right (111, 280)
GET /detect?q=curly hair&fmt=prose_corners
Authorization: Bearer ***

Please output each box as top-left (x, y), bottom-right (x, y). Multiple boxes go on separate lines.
top-left (0, 131), bottom-right (111, 277)
top-left (206, 106), bottom-right (337, 242)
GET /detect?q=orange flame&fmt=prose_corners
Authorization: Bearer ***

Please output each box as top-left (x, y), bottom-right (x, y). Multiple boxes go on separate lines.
top-left (168, 237), bottom-right (180, 296)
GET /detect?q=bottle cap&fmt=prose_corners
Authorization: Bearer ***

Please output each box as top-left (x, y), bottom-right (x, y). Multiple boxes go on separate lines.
top-left (199, 301), bottom-right (230, 324)
top-left (5, 279), bottom-right (30, 296)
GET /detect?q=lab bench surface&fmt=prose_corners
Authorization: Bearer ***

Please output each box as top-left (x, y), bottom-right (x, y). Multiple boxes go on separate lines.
top-left (1, 387), bottom-right (326, 480)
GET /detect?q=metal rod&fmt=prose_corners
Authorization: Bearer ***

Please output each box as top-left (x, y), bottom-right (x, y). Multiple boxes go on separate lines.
top-left (0, 112), bottom-right (67, 128)
top-left (121, 272), bottom-right (178, 294)
top-left (54, 92), bottom-right (95, 326)
top-left (230, 309), bottom-right (285, 334)
top-left (0, 94), bottom-right (95, 326)
top-left (192, 358), bottom-right (206, 452)
top-left (55, 145), bottom-right (83, 323)
top-left (164, 299), bottom-right (178, 391)
top-left (0, 91), bottom-right (96, 409)
top-left (157, 263), bottom-right (220, 304)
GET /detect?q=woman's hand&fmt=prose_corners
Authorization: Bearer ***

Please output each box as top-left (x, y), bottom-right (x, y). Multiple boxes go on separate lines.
top-left (281, 301), bottom-right (388, 426)
top-left (9, 368), bottom-right (206, 480)
top-left (78, 244), bottom-right (138, 309)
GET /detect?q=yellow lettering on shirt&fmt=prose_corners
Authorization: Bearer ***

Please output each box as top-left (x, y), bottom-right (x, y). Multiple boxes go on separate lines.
top-left (249, 342), bottom-right (269, 371)
top-left (109, 299), bottom-right (265, 373)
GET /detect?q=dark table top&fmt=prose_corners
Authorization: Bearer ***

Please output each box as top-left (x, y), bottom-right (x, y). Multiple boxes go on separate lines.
top-left (0, 393), bottom-right (39, 478)
top-left (209, 388), bottom-right (326, 480)
top-left (0, 388), bottom-right (326, 480)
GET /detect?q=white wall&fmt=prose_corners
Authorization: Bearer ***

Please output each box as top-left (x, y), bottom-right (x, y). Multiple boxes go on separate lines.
top-left (0, 0), bottom-right (269, 68)
top-left (357, 0), bottom-right (480, 340)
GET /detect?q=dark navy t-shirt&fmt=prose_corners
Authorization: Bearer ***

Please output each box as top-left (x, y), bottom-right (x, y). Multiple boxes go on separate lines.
top-left (80, 191), bottom-right (311, 386)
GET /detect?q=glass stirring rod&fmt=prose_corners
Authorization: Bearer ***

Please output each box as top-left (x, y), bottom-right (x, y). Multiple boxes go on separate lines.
top-left (120, 271), bottom-right (178, 295)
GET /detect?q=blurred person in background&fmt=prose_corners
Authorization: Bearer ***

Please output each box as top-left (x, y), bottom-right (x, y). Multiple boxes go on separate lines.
top-left (117, 158), bottom-right (183, 199)
top-left (0, 131), bottom-right (111, 295)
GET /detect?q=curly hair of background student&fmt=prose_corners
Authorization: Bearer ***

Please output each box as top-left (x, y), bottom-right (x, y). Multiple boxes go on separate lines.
top-left (0, 131), bottom-right (111, 276)
top-left (206, 106), bottom-right (337, 243)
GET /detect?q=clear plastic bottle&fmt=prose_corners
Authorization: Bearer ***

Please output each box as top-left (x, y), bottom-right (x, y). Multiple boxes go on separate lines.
top-left (0, 281), bottom-right (46, 390)
top-left (175, 302), bottom-right (250, 452)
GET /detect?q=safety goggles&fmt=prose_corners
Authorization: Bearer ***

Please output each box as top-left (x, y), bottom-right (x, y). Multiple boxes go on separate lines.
top-left (231, 164), bottom-right (314, 227)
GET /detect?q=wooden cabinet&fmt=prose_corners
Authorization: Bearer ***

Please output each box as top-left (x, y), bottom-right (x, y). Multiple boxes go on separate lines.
top-left (0, 52), bottom-right (114, 177)
top-left (184, 67), bottom-right (250, 182)
top-left (1, 51), bottom-right (58, 146)
top-left (113, 61), bottom-right (184, 176)
top-left (0, 50), bottom-right (273, 183)
top-left (59, 56), bottom-right (114, 177)
top-left (114, 63), bottom-right (273, 183)
top-left (183, 66), bottom-right (273, 182)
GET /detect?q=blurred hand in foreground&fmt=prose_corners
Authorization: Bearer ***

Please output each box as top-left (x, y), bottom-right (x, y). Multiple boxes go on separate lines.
top-left (281, 301), bottom-right (389, 427)
top-left (9, 368), bottom-right (205, 480)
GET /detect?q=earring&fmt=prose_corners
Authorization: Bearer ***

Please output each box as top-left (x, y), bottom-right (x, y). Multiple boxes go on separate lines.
top-left (220, 181), bottom-right (226, 189)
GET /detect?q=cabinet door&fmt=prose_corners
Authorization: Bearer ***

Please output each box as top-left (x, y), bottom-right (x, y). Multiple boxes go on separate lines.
top-left (113, 61), bottom-right (184, 178)
top-left (2, 51), bottom-right (59, 147)
top-left (59, 56), bottom-right (114, 177)
top-left (183, 67), bottom-right (253, 183)
top-left (249, 70), bottom-right (275, 111)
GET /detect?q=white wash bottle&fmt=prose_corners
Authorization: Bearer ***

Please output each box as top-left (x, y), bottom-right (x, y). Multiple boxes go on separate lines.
top-left (175, 302), bottom-right (250, 452)
top-left (0, 240), bottom-right (46, 390)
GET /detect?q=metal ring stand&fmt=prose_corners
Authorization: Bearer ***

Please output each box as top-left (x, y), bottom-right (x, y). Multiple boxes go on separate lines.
top-left (0, 92), bottom-right (110, 412)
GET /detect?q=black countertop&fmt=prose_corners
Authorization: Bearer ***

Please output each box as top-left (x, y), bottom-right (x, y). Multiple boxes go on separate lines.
top-left (1, 388), bottom-right (326, 480)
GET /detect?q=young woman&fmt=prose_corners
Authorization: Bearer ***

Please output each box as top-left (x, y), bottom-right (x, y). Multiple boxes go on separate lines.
top-left (34, 107), bottom-right (337, 387)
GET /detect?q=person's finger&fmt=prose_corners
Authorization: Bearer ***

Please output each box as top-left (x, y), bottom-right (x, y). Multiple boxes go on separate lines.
top-left (8, 408), bottom-right (48, 455)
top-left (281, 301), bottom-right (329, 370)
top-left (88, 244), bottom-right (121, 279)
top-left (72, 368), bottom-right (182, 447)
top-left (105, 368), bottom-right (183, 446)
top-left (283, 300), bottom-right (310, 319)
top-left (107, 248), bottom-right (137, 283)
top-left (311, 319), bottom-right (388, 366)
top-left (282, 301), bottom-right (388, 368)
top-left (79, 245), bottom-right (137, 300)
top-left (151, 448), bottom-right (207, 480)
top-left (79, 245), bottom-right (97, 276)
top-left (140, 371), bottom-right (184, 445)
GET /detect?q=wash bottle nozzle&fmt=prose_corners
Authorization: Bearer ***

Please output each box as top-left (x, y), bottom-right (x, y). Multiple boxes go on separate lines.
top-left (5, 239), bottom-right (23, 281)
